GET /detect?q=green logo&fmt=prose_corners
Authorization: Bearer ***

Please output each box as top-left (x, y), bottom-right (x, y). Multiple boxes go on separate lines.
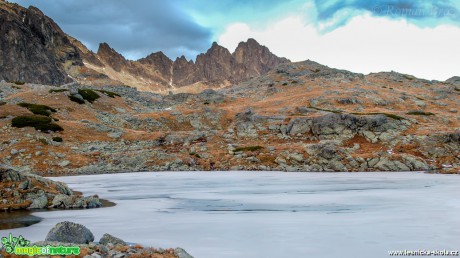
top-left (1, 233), bottom-right (30, 253)
top-left (1, 233), bottom-right (80, 256)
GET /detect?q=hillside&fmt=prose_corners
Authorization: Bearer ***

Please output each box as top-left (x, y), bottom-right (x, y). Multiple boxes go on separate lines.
top-left (0, 60), bottom-right (458, 175)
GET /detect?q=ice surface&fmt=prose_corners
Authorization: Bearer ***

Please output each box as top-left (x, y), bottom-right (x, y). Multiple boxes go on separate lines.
top-left (1, 172), bottom-right (459, 258)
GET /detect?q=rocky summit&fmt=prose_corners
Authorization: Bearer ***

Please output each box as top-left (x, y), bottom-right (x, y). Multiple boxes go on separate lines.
top-left (0, 1), bottom-right (459, 175)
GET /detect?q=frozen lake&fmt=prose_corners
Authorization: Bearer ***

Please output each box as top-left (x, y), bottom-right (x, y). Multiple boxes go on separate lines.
top-left (1, 172), bottom-right (460, 258)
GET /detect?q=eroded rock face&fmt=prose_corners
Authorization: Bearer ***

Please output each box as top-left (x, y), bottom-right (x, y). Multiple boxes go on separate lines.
top-left (0, 2), bottom-right (82, 85)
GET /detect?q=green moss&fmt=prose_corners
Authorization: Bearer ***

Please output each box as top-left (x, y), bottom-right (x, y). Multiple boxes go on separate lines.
top-left (308, 106), bottom-right (343, 114)
top-left (18, 103), bottom-right (57, 116)
top-left (78, 89), bottom-right (100, 103)
top-left (68, 95), bottom-right (85, 104)
top-left (49, 89), bottom-right (68, 93)
top-left (351, 112), bottom-right (405, 121)
top-left (233, 146), bottom-right (263, 152)
top-left (96, 90), bottom-right (120, 98)
top-left (407, 111), bottom-right (435, 116)
top-left (52, 137), bottom-right (63, 142)
top-left (12, 116), bottom-right (63, 133)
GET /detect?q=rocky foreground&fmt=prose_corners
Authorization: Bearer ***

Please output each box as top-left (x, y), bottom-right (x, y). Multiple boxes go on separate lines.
top-left (0, 168), bottom-right (101, 211)
top-left (0, 221), bottom-right (193, 258)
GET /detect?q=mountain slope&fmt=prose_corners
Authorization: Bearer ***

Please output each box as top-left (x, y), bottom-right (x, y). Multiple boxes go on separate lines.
top-left (0, 2), bottom-right (82, 85)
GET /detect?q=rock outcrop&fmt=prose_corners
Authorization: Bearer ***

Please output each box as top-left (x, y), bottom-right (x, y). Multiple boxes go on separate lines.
top-left (0, 168), bottom-right (101, 210)
top-left (0, 2), bottom-right (82, 85)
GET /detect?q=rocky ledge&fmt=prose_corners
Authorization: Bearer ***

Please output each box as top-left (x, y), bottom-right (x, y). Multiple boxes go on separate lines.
top-left (1, 221), bottom-right (194, 258)
top-left (0, 168), bottom-right (101, 210)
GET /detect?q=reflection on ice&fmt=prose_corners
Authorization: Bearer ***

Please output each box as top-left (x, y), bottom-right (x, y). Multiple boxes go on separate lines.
top-left (1, 172), bottom-right (459, 258)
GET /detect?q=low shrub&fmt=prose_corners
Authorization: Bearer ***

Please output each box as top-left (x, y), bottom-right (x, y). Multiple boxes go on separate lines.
top-left (78, 89), bottom-right (100, 103)
top-left (407, 111), bottom-right (435, 116)
top-left (0, 101), bottom-right (6, 106)
top-left (18, 103), bottom-right (56, 116)
top-left (233, 146), bottom-right (263, 152)
top-left (68, 95), bottom-right (85, 104)
top-left (12, 116), bottom-right (63, 133)
top-left (351, 112), bottom-right (405, 121)
top-left (14, 81), bottom-right (25, 85)
top-left (52, 137), bottom-right (63, 142)
top-left (49, 89), bottom-right (68, 93)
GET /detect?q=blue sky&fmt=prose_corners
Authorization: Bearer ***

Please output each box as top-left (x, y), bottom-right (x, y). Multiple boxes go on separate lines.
top-left (9, 0), bottom-right (460, 80)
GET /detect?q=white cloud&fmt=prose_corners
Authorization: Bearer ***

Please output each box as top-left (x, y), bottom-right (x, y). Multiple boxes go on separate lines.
top-left (218, 14), bottom-right (460, 81)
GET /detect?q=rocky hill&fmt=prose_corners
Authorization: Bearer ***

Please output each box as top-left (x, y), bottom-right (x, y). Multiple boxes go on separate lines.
top-left (0, 60), bottom-right (458, 175)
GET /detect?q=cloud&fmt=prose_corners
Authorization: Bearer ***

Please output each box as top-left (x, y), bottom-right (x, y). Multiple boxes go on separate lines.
top-left (218, 14), bottom-right (460, 81)
top-left (10, 0), bottom-right (213, 60)
top-left (313, 0), bottom-right (460, 32)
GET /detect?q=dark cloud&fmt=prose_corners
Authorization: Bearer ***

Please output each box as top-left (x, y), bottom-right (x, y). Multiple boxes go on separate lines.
top-left (10, 0), bottom-right (212, 60)
top-left (315, 0), bottom-right (459, 30)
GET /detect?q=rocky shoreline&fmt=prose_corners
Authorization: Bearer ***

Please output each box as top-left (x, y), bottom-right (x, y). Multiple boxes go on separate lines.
top-left (0, 168), bottom-right (102, 211)
top-left (1, 221), bottom-right (194, 258)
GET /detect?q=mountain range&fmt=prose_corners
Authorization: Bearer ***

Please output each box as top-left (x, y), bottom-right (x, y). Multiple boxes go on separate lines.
top-left (0, 1), bottom-right (288, 92)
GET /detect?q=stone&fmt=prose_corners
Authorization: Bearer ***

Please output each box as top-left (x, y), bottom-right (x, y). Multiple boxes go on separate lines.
top-left (51, 194), bottom-right (73, 208)
top-left (99, 233), bottom-right (127, 246)
top-left (45, 221), bottom-right (94, 244)
top-left (28, 192), bottom-right (48, 209)
top-left (58, 160), bottom-right (70, 167)
top-left (175, 247), bottom-right (194, 258)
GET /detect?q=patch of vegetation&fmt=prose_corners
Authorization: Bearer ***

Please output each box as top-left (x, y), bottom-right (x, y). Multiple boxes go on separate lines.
top-left (38, 138), bottom-right (49, 145)
top-left (78, 89), bottom-right (100, 103)
top-left (291, 80), bottom-right (299, 84)
top-left (14, 81), bottom-right (25, 85)
top-left (11, 116), bottom-right (63, 133)
top-left (190, 152), bottom-right (201, 158)
top-left (282, 82), bottom-right (288, 86)
top-left (233, 146), bottom-right (263, 152)
top-left (415, 96), bottom-right (425, 100)
top-left (52, 137), bottom-right (63, 142)
top-left (308, 106), bottom-right (343, 114)
top-left (351, 112), bottom-right (405, 121)
top-left (96, 90), bottom-right (120, 98)
top-left (311, 69), bottom-right (321, 73)
top-left (407, 111), bottom-right (435, 116)
top-left (0, 101), bottom-right (6, 106)
top-left (11, 85), bottom-right (21, 89)
top-left (68, 95), bottom-right (85, 104)
top-left (49, 89), bottom-right (68, 93)
top-left (18, 103), bottom-right (56, 116)
top-left (455, 88), bottom-right (460, 92)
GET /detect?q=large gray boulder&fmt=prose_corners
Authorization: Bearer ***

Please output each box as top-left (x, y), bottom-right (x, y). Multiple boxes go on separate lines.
top-left (45, 221), bottom-right (94, 244)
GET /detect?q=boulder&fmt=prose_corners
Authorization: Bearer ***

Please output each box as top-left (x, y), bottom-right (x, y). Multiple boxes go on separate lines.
top-left (175, 247), bottom-right (195, 258)
top-left (45, 221), bottom-right (94, 244)
top-left (99, 233), bottom-right (126, 246)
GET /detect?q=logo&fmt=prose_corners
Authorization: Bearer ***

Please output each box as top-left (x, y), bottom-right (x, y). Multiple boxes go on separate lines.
top-left (1, 233), bottom-right (80, 256)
